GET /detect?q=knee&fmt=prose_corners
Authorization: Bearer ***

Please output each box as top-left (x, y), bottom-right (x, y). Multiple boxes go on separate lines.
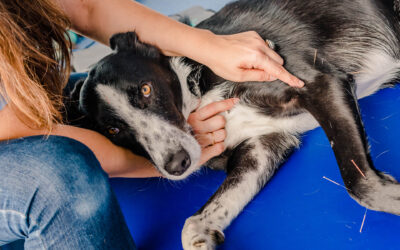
top-left (37, 136), bottom-right (112, 217)
top-left (0, 136), bottom-right (113, 219)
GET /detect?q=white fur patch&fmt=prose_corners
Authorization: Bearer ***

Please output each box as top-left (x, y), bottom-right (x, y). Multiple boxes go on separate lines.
top-left (355, 50), bottom-right (400, 98)
top-left (170, 57), bottom-right (201, 119)
top-left (199, 84), bottom-right (319, 149)
top-left (96, 84), bottom-right (201, 180)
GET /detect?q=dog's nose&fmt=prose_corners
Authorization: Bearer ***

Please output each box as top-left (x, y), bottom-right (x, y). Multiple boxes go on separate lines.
top-left (165, 149), bottom-right (191, 176)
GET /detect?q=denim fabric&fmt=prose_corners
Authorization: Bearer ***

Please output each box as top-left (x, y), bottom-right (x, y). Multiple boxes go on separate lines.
top-left (0, 136), bottom-right (136, 250)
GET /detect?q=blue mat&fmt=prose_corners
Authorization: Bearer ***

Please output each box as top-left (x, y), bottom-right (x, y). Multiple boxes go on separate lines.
top-left (110, 85), bottom-right (400, 250)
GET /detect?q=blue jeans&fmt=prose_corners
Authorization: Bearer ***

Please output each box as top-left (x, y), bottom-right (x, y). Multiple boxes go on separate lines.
top-left (0, 135), bottom-right (136, 249)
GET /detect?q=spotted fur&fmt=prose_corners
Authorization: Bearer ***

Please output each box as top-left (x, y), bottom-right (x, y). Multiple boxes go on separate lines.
top-left (64, 0), bottom-right (400, 249)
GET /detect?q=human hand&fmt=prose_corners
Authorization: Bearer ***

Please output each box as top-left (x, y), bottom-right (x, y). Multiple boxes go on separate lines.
top-left (187, 98), bottom-right (239, 166)
top-left (198, 30), bottom-right (304, 87)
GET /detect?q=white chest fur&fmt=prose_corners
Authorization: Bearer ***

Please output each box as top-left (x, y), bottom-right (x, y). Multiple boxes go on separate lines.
top-left (199, 85), bottom-right (319, 148)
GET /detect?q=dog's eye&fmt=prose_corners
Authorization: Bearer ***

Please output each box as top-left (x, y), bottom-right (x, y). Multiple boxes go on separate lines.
top-left (141, 83), bottom-right (152, 97)
top-left (107, 127), bottom-right (120, 135)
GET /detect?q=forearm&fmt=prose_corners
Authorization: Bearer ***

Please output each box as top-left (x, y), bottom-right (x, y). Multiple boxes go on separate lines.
top-left (50, 125), bottom-right (160, 178)
top-left (0, 106), bottom-right (160, 178)
top-left (57, 0), bottom-right (213, 58)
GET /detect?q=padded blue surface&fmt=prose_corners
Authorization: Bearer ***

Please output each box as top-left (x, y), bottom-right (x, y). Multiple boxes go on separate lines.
top-left (110, 85), bottom-right (400, 250)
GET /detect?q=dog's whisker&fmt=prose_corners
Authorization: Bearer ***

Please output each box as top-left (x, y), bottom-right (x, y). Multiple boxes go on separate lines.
top-left (375, 150), bottom-right (390, 160)
top-left (381, 114), bottom-right (396, 121)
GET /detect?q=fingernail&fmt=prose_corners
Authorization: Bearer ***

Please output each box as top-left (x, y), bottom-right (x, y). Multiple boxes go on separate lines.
top-left (297, 80), bottom-right (305, 88)
top-left (233, 98), bottom-right (240, 104)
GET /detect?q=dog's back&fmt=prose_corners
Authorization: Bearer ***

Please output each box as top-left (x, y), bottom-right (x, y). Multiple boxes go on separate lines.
top-left (196, 0), bottom-right (400, 97)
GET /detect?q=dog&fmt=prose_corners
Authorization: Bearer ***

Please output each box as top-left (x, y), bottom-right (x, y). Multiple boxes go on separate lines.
top-left (65, 0), bottom-right (400, 249)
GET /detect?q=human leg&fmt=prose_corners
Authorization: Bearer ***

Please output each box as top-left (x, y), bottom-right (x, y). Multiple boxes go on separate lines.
top-left (0, 135), bottom-right (135, 250)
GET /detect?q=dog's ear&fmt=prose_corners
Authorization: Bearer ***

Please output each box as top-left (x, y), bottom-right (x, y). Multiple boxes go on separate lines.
top-left (109, 32), bottom-right (136, 51)
top-left (63, 78), bottom-right (88, 126)
top-left (70, 78), bottom-right (86, 104)
top-left (109, 32), bottom-right (161, 59)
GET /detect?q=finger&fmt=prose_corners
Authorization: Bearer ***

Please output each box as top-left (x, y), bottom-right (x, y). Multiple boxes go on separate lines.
top-left (195, 129), bottom-right (226, 148)
top-left (193, 115), bottom-right (226, 134)
top-left (194, 98), bottom-right (239, 121)
top-left (263, 60), bottom-right (304, 87)
top-left (265, 74), bottom-right (278, 81)
top-left (238, 68), bottom-right (273, 82)
top-left (250, 36), bottom-right (283, 65)
top-left (264, 49), bottom-right (284, 65)
top-left (197, 142), bottom-right (225, 166)
top-left (259, 41), bottom-right (284, 65)
top-left (212, 129), bottom-right (226, 143)
top-left (195, 134), bottom-right (211, 148)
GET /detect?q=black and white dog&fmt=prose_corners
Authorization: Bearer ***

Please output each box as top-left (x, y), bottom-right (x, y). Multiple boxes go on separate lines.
top-left (66, 0), bottom-right (400, 249)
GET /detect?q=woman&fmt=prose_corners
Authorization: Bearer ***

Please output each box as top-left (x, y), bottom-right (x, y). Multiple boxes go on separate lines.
top-left (0, 0), bottom-right (303, 248)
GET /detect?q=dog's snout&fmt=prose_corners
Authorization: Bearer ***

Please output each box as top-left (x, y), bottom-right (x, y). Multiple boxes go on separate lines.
top-left (165, 150), bottom-right (191, 176)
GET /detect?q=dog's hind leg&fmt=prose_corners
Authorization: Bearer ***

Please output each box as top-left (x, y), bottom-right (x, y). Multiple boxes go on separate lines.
top-left (181, 133), bottom-right (299, 250)
top-left (298, 73), bottom-right (400, 215)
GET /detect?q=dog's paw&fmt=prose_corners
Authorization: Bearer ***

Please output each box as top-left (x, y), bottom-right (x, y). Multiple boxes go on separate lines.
top-left (182, 215), bottom-right (225, 250)
top-left (378, 171), bottom-right (397, 183)
top-left (351, 172), bottom-right (400, 215)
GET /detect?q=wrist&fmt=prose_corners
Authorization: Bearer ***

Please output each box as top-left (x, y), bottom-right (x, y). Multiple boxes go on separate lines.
top-left (181, 28), bottom-right (216, 64)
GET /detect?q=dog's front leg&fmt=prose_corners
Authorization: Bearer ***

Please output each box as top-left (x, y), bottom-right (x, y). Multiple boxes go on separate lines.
top-left (182, 133), bottom-right (299, 250)
top-left (298, 73), bottom-right (400, 215)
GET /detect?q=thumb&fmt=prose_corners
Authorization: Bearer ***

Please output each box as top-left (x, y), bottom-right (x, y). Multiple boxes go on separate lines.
top-left (198, 142), bottom-right (225, 166)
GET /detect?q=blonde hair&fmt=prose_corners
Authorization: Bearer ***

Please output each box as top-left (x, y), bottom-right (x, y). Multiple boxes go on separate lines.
top-left (0, 0), bottom-right (71, 130)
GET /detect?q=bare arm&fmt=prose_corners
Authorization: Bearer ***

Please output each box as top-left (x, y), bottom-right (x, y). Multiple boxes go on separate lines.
top-left (0, 105), bottom-right (159, 178)
top-left (55, 0), bottom-right (304, 86)
top-left (57, 0), bottom-right (207, 56)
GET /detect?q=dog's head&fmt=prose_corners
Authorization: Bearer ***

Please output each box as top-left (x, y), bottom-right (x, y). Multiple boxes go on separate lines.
top-left (76, 32), bottom-right (201, 180)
